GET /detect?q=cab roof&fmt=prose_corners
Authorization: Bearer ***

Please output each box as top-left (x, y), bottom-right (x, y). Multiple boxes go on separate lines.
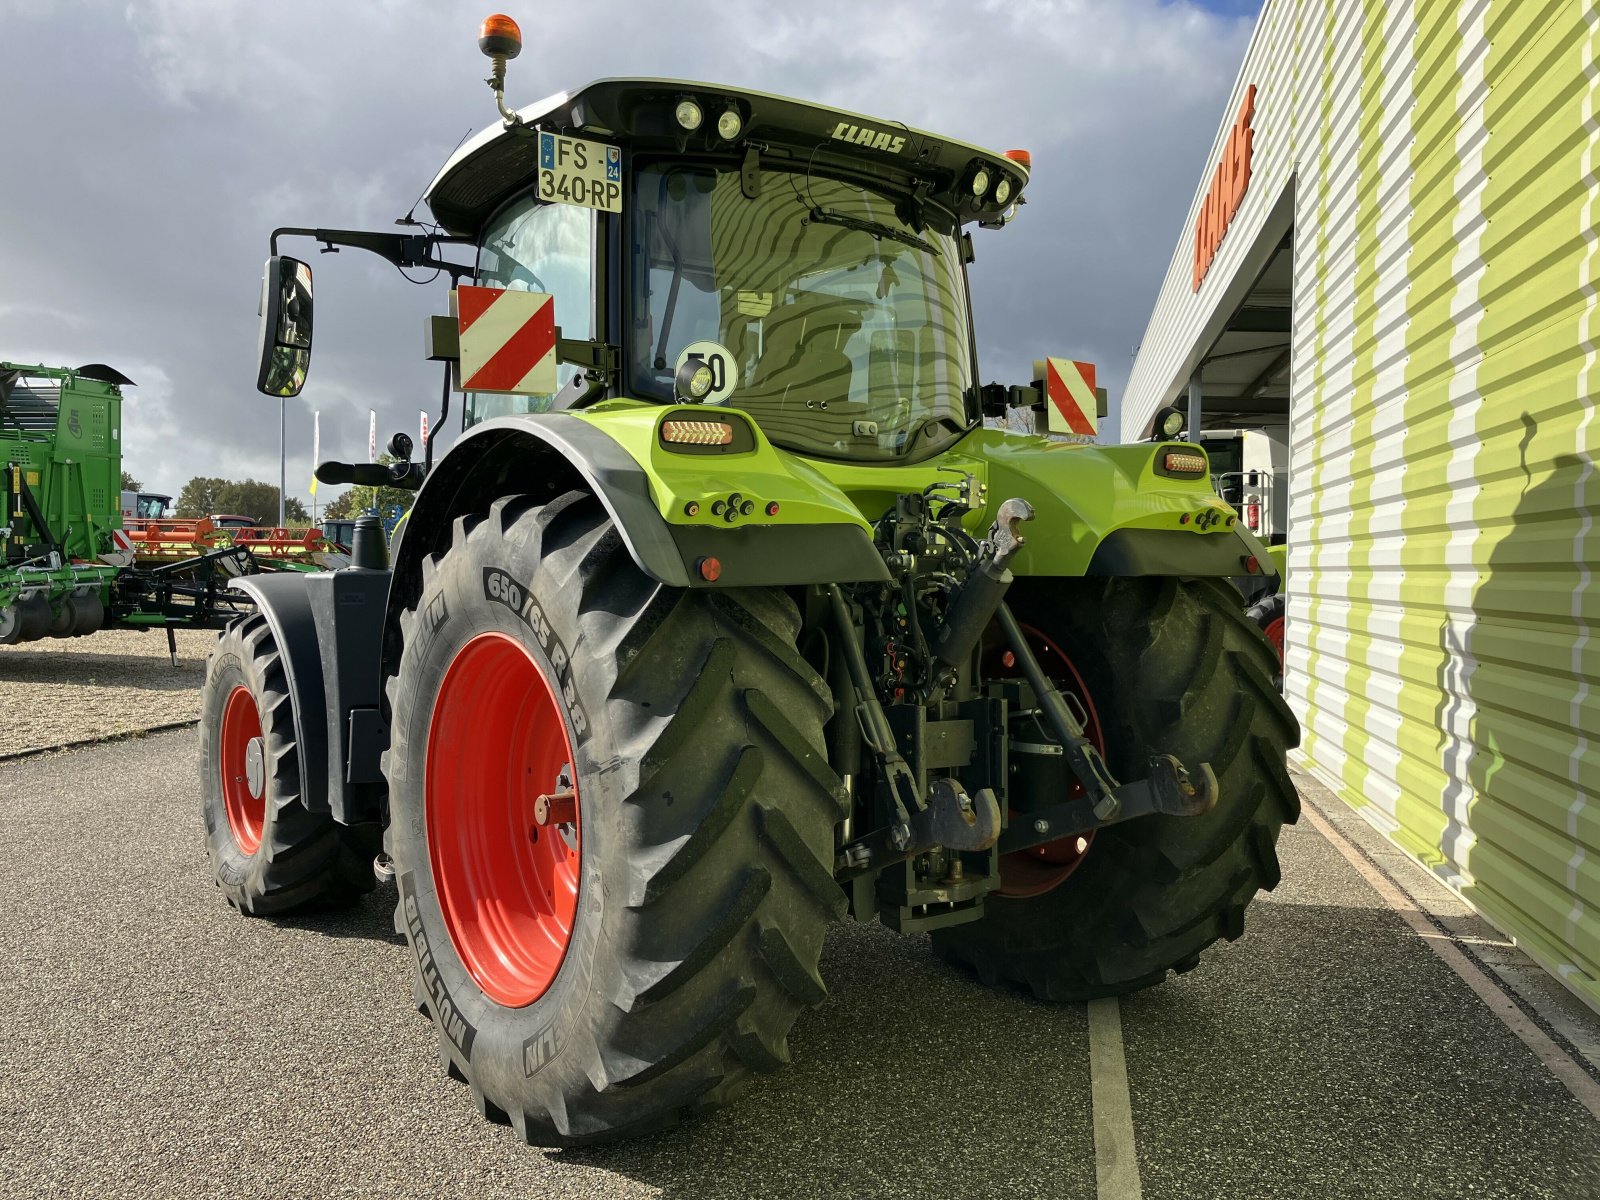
top-left (424, 77), bottom-right (1029, 237)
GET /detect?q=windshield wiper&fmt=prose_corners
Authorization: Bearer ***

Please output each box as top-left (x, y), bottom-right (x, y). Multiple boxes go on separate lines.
top-left (807, 207), bottom-right (938, 256)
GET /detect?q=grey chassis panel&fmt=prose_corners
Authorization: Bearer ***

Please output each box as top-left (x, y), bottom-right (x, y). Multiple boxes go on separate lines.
top-left (227, 574), bottom-right (330, 813)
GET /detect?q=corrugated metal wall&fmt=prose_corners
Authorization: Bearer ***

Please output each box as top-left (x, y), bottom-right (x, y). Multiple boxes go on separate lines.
top-left (1123, 0), bottom-right (1600, 1013)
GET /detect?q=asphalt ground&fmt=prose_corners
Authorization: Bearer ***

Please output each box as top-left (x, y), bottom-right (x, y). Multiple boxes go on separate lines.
top-left (3, 729), bottom-right (1599, 1199)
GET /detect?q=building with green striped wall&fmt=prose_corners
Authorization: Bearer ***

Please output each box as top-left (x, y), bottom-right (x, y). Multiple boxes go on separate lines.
top-left (1122, 0), bottom-right (1599, 1012)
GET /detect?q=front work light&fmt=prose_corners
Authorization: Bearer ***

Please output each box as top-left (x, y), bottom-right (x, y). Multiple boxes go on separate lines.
top-left (674, 358), bottom-right (716, 401)
top-left (1154, 405), bottom-right (1186, 440)
top-left (971, 167), bottom-right (991, 198)
top-left (675, 99), bottom-right (704, 132)
top-left (716, 107), bottom-right (743, 140)
top-left (994, 176), bottom-right (1012, 205)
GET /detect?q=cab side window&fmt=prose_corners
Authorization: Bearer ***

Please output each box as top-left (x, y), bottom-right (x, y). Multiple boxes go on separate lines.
top-left (467, 199), bottom-right (596, 427)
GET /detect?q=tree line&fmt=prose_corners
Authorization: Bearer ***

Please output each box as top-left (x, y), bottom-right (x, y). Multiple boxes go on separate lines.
top-left (121, 469), bottom-right (406, 528)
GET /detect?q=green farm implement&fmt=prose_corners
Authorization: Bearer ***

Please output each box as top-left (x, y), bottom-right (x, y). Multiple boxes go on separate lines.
top-left (1, 362), bottom-right (255, 646)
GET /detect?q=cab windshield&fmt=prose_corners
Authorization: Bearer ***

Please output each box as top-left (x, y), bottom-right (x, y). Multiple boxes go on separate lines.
top-left (631, 163), bottom-right (975, 461)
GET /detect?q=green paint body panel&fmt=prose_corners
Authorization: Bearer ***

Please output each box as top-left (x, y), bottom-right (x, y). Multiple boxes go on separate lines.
top-left (568, 400), bottom-right (1244, 579)
top-left (1, 363), bottom-right (126, 611)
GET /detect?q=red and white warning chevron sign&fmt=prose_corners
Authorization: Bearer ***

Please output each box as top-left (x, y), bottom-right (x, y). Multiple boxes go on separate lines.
top-left (1038, 357), bottom-right (1098, 437)
top-left (457, 286), bottom-right (557, 395)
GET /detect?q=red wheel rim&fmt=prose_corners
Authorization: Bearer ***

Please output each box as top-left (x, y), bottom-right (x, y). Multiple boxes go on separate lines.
top-left (985, 623), bottom-right (1105, 898)
top-left (426, 631), bottom-right (582, 1008)
top-left (1263, 616), bottom-right (1285, 666)
top-left (219, 685), bottom-right (265, 856)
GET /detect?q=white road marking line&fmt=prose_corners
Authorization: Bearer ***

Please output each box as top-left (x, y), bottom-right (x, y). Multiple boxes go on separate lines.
top-left (1302, 799), bottom-right (1600, 1122)
top-left (1088, 996), bottom-right (1143, 1200)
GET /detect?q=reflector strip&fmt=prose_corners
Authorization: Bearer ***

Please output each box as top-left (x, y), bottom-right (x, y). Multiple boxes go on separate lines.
top-left (457, 286), bottom-right (557, 395)
top-left (1163, 452), bottom-right (1207, 475)
top-left (1040, 357), bottom-right (1098, 437)
top-left (661, 420), bottom-right (734, 446)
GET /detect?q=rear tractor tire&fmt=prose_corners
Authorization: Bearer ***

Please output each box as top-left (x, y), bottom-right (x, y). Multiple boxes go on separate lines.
top-left (384, 491), bottom-right (845, 1146)
top-left (933, 576), bottom-right (1300, 1001)
top-left (1247, 591), bottom-right (1287, 685)
top-left (198, 615), bottom-right (380, 915)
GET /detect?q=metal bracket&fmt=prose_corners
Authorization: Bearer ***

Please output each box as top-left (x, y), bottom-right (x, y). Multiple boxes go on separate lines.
top-left (999, 754), bottom-right (1218, 856)
top-left (425, 315), bottom-right (620, 386)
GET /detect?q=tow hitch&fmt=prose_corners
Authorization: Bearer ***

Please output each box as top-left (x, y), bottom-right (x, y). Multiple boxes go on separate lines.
top-left (992, 600), bottom-right (1218, 848)
top-left (996, 753), bottom-right (1217, 855)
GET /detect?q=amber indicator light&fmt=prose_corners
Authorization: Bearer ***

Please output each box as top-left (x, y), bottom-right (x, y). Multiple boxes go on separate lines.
top-left (1163, 452), bottom-right (1208, 475)
top-left (662, 420), bottom-right (734, 446)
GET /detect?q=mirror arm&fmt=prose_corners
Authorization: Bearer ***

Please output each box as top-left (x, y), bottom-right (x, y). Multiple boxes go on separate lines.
top-left (269, 227), bottom-right (476, 282)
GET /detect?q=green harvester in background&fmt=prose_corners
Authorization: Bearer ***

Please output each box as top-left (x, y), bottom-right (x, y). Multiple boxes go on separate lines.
top-left (2, 361), bottom-right (256, 646)
top-left (1, 363), bottom-right (130, 643)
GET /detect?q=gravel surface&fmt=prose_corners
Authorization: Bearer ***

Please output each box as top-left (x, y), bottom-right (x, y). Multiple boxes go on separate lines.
top-left (0, 628), bottom-right (218, 755)
top-left (3, 732), bottom-right (1597, 1199)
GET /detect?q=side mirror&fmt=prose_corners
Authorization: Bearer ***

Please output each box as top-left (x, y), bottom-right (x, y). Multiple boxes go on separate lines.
top-left (256, 256), bottom-right (314, 398)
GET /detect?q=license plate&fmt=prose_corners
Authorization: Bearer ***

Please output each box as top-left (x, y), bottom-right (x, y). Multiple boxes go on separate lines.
top-left (537, 133), bottom-right (623, 213)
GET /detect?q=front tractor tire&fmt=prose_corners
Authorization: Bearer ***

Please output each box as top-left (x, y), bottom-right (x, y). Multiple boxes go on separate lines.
top-left (384, 492), bottom-right (845, 1146)
top-left (198, 615), bottom-right (380, 914)
top-left (933, 576), bottom-right (1300, 1001)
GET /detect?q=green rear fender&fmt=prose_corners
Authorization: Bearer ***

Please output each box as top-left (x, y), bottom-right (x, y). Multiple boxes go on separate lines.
top-left (393, 407), bottom-right (1254, 637)
top-left (386, 406), bottom-right (889, 639)
top-left (946, 428), bottom-right (1255, 578)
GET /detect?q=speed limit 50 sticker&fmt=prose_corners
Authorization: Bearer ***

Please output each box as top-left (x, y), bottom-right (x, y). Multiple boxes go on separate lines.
top-left (537, 132), bottom-right (623, 213)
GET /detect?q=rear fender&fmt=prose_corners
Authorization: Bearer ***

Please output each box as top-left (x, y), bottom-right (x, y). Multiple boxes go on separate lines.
top-left (384, 412), bottom-right (889, 678)
top-left (230, 568), bottom-right (389, 824)
top-left (227, 574), bottom-right (329, 813)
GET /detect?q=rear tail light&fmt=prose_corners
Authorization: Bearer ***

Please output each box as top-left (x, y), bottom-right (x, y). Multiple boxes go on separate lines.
top-left (1163, 451), bottom-right (1207, 476)
top-left (661, 420), bottom-right (734, 446)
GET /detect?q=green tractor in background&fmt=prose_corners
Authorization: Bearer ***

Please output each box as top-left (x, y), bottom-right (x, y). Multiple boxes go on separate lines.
top-left (199, 15), bottom-right (1297, 1146)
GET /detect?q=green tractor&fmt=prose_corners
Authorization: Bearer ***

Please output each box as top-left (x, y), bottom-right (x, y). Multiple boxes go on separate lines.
top-left (199, 17), bottom-right (1297, 1146)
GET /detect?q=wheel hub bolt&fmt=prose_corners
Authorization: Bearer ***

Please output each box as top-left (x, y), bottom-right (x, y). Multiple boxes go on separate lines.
top-left (244, 736), bottom-right (266, 800)
top-left (534, 788), bottom-right (577, 826)
top-left (1033, 818), bottom-right (1049, 835)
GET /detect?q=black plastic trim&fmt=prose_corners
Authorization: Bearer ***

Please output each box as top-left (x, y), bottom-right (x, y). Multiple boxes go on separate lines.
top-left (227, 574), bottom-right (330, 813)
top-left (1086, 527), bottom-right (1253, 578)
top-left (673, 522), bottom-right (889, 587)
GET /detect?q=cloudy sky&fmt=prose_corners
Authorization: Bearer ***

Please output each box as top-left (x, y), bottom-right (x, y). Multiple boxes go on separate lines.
top-left (1, 0), bottom-right (1257, 512)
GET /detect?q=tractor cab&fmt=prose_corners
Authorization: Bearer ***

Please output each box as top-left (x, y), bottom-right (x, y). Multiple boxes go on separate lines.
top-left (421, 77), bottom-right (1031, 463)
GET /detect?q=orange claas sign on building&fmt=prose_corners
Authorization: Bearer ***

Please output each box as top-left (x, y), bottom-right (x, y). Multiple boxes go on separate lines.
top-left (1192, 83), bottom-right (1257, 292)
